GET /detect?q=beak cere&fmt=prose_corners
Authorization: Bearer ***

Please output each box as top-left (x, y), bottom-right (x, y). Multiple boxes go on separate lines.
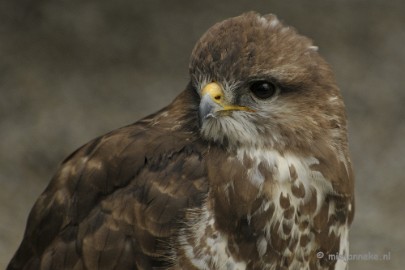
top-left (199, 82), bottom-right (225, 122)
top-left (201, 82), bottom-right (224, 104)
top-left (199, 82), bottom-right (254, 123)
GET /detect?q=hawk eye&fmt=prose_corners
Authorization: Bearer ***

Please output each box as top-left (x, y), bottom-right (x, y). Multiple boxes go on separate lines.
top-left (249, 81), bottom-right (276, 99)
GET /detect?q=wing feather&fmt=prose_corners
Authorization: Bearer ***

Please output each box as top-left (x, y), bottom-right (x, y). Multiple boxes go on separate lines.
top-left (8, 89), bottom-right (207, 270)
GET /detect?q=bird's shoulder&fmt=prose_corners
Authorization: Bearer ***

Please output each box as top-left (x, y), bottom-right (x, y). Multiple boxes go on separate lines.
top-left (8, 89), bottom-right (209, 270)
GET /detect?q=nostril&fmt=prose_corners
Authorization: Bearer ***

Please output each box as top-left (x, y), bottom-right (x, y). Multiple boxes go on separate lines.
top-left (214, 95), bottom-right (222, 101)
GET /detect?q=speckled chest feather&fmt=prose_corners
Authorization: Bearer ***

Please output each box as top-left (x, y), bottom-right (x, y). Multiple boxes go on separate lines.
top-left (175, 147), bottom-right (352, 270)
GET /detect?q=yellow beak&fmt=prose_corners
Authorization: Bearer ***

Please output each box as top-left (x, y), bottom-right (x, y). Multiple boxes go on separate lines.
top-left (201, 82), bottom-right (253, 112)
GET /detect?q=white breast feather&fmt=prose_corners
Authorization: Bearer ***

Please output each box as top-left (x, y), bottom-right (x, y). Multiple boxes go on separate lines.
top-left (178, 148), bottom-right (349, 270)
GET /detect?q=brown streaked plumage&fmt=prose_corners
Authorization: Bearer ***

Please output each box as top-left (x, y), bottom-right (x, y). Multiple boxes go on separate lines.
top-left (8, 11), bottom-right (354, 270)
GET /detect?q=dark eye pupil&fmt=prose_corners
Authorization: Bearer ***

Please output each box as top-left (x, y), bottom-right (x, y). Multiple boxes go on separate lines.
top-left (250, 81), bottom-right (276, 99)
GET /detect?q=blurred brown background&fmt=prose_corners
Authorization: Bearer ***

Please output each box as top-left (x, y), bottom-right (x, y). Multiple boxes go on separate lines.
top-left (1, 0), bottom-right (404, 269)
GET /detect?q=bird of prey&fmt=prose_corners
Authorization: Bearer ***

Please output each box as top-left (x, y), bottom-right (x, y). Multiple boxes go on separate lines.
top-left (8, 12), bottom-right (354, 270)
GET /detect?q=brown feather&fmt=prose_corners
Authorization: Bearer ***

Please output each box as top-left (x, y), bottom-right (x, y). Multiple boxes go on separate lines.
top-left (8, 89), bottom-right (208, 270)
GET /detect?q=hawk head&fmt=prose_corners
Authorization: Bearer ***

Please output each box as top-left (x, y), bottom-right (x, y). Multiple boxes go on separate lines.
top-left (190, 12), bottom-right (348, 154)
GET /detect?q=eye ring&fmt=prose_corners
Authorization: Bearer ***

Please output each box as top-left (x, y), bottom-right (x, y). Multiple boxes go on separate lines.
top-left (249, 80), bottom-right (277, 100)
